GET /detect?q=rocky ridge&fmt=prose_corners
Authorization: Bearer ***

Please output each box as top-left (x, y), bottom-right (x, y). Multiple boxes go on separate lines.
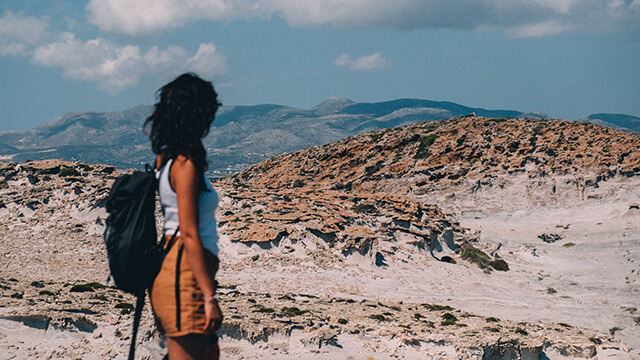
top-left (229, 116), bottom-right (640, 196)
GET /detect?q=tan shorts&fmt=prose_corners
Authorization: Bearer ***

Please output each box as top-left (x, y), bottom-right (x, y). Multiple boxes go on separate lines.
top-left (150, 236), bottom-right (219, 337)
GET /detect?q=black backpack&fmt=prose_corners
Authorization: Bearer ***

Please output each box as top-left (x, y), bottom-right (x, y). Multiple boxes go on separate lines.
top-left (104, 164), bottom-right (176, 360)
top-left (104, 165), bottom-right (164, 294)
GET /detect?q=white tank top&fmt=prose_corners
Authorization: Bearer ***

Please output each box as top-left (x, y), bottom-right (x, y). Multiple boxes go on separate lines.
top-left (156, 158), bottom-right (219, 256)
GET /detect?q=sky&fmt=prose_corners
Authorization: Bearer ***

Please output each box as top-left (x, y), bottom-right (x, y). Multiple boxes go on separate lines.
top-left (1, 0), bottom-right (639, 132)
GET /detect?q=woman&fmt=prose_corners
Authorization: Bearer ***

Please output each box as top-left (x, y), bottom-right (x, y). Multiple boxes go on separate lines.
top-left (145, 73), bottom-right (223, 359)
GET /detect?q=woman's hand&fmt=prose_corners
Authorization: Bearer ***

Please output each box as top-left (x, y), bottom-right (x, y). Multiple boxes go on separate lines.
top-left (204, 298), bottom-right (223, 334)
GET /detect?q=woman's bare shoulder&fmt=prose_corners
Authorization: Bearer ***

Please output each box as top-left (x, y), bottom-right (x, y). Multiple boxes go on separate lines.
top-left (172, 155), bottom-right (195, 168)
top-left (170, 155), bottom-right (198, 186)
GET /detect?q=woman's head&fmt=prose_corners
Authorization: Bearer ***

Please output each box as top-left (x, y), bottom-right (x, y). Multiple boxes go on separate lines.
top-left (145, 73), bottom-right (220, 154)
top-left (145, 73), bottom-right (220, 180)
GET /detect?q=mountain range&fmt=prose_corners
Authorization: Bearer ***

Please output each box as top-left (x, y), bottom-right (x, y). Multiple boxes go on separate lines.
top-left (1, 97), bottom-right (638, 175)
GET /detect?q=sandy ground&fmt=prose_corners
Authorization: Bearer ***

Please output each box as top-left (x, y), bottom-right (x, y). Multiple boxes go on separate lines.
top-left (213, 205), bottom-right (639, 359)
top-left (1, 169), bottom-right (639, 359)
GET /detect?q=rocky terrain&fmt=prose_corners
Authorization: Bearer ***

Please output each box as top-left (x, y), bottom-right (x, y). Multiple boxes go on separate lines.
top-left (1, 116), bottom-right (640, 359)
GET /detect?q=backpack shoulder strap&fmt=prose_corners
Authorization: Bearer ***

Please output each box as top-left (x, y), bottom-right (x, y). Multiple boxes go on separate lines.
top-left (128, 293), bottom-right (146, 360)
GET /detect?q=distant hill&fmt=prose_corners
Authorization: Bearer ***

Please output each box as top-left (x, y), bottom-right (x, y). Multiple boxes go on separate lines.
top-left (581, 113), bottom-right (640, 133)
top-left (0, 97), bottom-right (637, 175)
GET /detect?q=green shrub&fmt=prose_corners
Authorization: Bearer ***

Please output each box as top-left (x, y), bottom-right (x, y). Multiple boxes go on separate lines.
top-left (39, 290), bottom-right (55, 296)
top-left (344, 181), bottom-right (352, 191)
top-left (116, 302), bottom-right (134, 314)
top-left (370, 314), bottom-right (386, 321)
top-left (414, 134), bottom-right (439, 159)
top-left (115, 302), bottom-right (133, 309)
top-left (440, 313), bottom-right (457, 325)
top-left (485, 317), bottom-right (500, 322)
top-left (332, 181), bottom-right (353, 192)
top-left (70, 284), bottom-right (95, 292)
top-left (440, 256), bottom-right (456, 264)
top-left (281, 307), bottom-right (308, 316)
top-left (490, 259), bottom-right (509, 271)
top-left (337, 318), bottom-right (348, 325)
top-left (486, 118), bottom-right (510, 123)
top-left (460, 246), bottom-right (490, 266)
top-left (59, 168), bottom-right (80, 177)
top-left (69, 282), bottom-right (105, 292)
top-left (30, 281), bottom-right (45, 288)
top-left (364, 161), bottom-right (384, 177)
top-left (370, 133), bottom-right (384, 143)
top-left (421, 303), bottom-right (454, 311)
top-left (353, 203), bottom-right (376, 213)
top-left (87, 282), bottom-right (106, 289)
top-left (254, 307), bottom-right (275, 313)
top-left (460, 245), bottom-right (507, 271)
top-left (515, 327), bottom-right (528, 335)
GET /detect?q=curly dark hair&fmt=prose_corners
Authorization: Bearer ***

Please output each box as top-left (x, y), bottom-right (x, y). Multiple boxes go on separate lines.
top-left (144, 73), bottom-right (221, 191)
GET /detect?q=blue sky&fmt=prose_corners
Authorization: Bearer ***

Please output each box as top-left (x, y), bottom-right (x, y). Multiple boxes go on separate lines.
top-left (1, 0), bottom-right (639, 132)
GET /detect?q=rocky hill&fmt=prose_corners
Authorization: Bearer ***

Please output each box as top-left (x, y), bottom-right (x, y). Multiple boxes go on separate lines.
top-left (224, 116), bottom-right (640, 209)
top-left (1, 116), bottom-right (639, 358)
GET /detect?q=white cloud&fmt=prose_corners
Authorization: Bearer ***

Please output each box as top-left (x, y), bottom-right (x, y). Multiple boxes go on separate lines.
top-left (0, 11), bottom-right (50, 56)
top-left (85, 0), bottom-right (640, 37)
top-left (506, 20), bottom-right (570, 38)
top-left (185, 43), bottom-right (228, 77)
top-left (86, 0), bottom-right (190, 36)
top-left (85, 0), bottom-right (250, 36)
top-left (335, 53), bottom-right (390, 71)
top-left (31, 33), bottom-right (227, 93)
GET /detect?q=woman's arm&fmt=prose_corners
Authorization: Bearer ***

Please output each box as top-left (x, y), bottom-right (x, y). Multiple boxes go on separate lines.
top-left (171, 155), bottom-right (222, 333)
